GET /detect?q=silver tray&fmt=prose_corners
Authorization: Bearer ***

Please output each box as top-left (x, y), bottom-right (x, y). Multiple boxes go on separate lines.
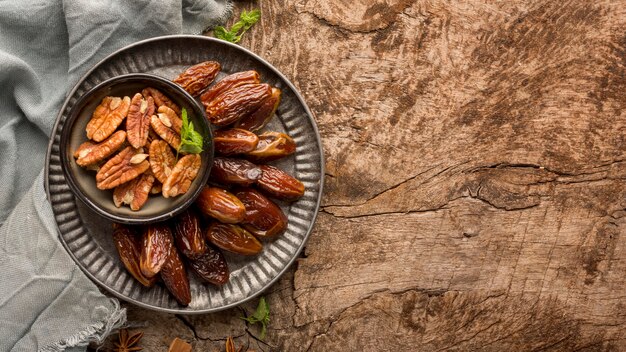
top-left (44, 35), bottom-right (324, 313)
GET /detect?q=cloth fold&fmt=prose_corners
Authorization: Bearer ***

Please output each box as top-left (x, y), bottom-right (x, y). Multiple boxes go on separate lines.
top-left (0, 1), bottom-right (232, 351)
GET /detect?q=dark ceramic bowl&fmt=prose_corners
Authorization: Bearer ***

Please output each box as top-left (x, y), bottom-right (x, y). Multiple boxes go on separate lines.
top-left (60, 73), bottom-right (213, 224)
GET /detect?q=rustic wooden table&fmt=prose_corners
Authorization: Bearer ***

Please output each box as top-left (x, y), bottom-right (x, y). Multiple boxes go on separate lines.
top-left (102, 1), bottom-right (626, 351)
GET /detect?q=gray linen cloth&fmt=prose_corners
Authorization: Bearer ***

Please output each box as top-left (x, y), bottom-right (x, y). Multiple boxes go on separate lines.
top-left (0, 1), bottom-right (232, 351)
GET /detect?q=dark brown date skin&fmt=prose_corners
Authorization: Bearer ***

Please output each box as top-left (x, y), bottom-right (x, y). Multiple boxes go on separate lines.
top-left (188, 245), bottom-right (230, 285)
top-left (200, 70), bottom-right (260, 104)
top-left (139, 223), bottom-right (174, 278)
top-left (160, 247), bottom-right (191, 306)
top-left (257, 165), bottom-right (305, 201)
top-left (112, 223), bottom-right (156, 287)
top-left (204, 83), bottom-right (272, 126)
top-left (214, 128), bottom-right (259, 155)
top-left (195, 186), bottom-right (246, 223)
top-left (209, 157), bottom-right (263, 186)
top-left (237, 87), bottom-right (281, 132)
top-left (206, 222), bottom-right (263, 255)
top-left (173, 61), bottom-right (221, 96)
top-left (173, 209), bottom-right (206, 260)
top-left (234, 188), bottom-right (288, 238)
top-left (245, 132), bottom-right (296, 163)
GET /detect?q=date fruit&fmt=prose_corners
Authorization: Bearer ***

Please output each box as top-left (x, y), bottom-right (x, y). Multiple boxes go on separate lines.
top-left (200, 70), bottom-right (260, 104)
top-left (162, 154), bottom-right (201, 198)
top-left (74, 130), bottom-right (126, 167)
top-left (237, 87), bottom-right (281, 132)
top-left (142, 87), bottom-right (181, 115)
top-left (113, 172), bottom-right (155, 210)
top-left (160, 247), bottom-right (191, 306)
top-left (257, 165), bottom-right (305, 201)
top-left (112, 223), bottom-right (156, 287)
top-left (206, 222), bottom-right (263, 255)
top-left (214, 128), bottom-right (259, 155)
top-left (188, 245), bottom-right (229, 285)
top-left (126, 93), bottom-right (155, 148)
top-left (234, 188), bottom-right (288, 238)
top-left (96, 146), bottom-right (150, 190)
top-left (149, 140), bottom-right (176, 184)
top-left (195, 186), bottom-right (246, 223)
top-left (209, 157), bottom-right (262, 186)
top-left (246, 132), bottom-right (296, 163)
top-left (204, 83), bottom-right (272, 126)
top-left (173, 61), bottom-right (221, 96)
top-left (86, 96), bottom-right (131, 142)
top-left (140, 224), bottom-right (174, 278)
top-left (173, 209), bottom-right (206, 259)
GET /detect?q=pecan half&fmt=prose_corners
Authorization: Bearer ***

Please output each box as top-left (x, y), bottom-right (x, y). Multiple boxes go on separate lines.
top-left (149, 140), bottom-right (176, 184)
top-left (173, 61), bottom-right (221, 96)
top-left (113, 172), bottom-right (155, 211)
top-left (151, 115), bottom-right (181, 150)
top-left (74, 130), bottom-right (126, 167)
top-left (142, 87), bottom-right (181, 115)
top-left (86, 96), bottom-right (131, 142)
top-left (246, 131), bottom-right (296, 163)
top-left (126, 93), bottom-right (155, 148)
top-left (157, 105), bottom-right (182, 134)
top-left (237, 87), bottom-right (282, 132)
top-left (214, 128), bottom-right (259, 155)
top-left (162, 154), bottom-right (201, 198)
top-left (204, 83), bottom-right (272, 126)
top-left (200, 70), bottom-right (260, 104)
top-left (96, 146), bottom-right (150, 190)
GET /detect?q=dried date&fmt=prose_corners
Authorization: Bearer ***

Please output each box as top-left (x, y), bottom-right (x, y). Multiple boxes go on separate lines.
top-left (74, 130), bottom-right (126, 167)
top-left (206, 222), bottom-right (263, 256)
top-left (256, 165), bottom-right (305, 201)
top-left (188, 245), bottom-right (229, 285)
top-left (96, 147), bottom-right (150, 190)
top-left (214, 128), bottom-right (259, 155)
top-left (139, 224), bottom-right (174, 278)
top-left (209, 157), bottom-right (262, 186)
top-left (173, 61), bottom-right (221, 96)
top-left (245, 132), bottom-right (296, 163)
top-left (234, 188), bottom-right (288, 238)
top-left (160, 247), bottom-right (191, 306)
top-left (112, 223), bottom-right (156, 287)
top-left (204, 83), bottom-right (271, 126)
top-left (173, 209), bottom-right (206, 259)
top-left (162, 154), bottom-right (201, 198)
top-left (237, 87), bottom-right (281, 132)
top-left (195, 186), bottom-right (246, 223)
top-left (200, 70), bottom-right (260, 104)
top-left (86, 96), bottom-right (131, 142)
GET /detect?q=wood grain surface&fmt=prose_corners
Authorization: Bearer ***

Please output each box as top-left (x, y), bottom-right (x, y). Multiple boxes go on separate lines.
top-left (102, 0), bottom-right (626, 350)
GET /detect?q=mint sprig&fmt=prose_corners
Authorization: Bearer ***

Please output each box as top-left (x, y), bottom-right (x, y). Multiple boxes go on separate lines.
top-left (214, 9), bottom-right (261, 44)
top-left (178, 108), bottom-right (203, 155)
top-left (241, 297), bottom-right (270, 339)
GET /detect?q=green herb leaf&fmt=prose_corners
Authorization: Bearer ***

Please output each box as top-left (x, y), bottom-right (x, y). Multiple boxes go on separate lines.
top-left (213, 9), bottom-right (261, 44)
top-left (177, 108), bottom-right (203, 156)
top-left (240, 297), bottom-right (270, 339)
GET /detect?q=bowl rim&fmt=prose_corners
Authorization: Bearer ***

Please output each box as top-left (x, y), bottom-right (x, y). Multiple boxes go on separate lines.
top-left (59, 72), bottom-right (214, 224)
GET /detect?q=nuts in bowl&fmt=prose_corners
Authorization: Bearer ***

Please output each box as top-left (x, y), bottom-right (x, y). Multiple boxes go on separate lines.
top-left (60, 73), bottom-right (213, 224)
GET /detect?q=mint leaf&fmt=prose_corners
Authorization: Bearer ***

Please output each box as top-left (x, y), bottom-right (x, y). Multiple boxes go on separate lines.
top-left (241, 297), bottom-right (270, 339)
top-left (213, 9), bottom-right (261, 44)
top-left (177, 108), bottom-right (203, 156)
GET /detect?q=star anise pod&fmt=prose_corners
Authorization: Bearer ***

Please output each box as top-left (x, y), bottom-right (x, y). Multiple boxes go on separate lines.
top-left (113, 329), bottom-right (143, 352)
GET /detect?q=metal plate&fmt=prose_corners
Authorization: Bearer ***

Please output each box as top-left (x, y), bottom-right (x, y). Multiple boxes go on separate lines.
top-left (44, 35), bottom-right (324, 313)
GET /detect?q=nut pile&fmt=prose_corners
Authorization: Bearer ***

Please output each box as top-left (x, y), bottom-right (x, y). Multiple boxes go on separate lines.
top-left (111, 62), bottom-right (305, 305)
top-left (74, 85), bottom-right (205, 210)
